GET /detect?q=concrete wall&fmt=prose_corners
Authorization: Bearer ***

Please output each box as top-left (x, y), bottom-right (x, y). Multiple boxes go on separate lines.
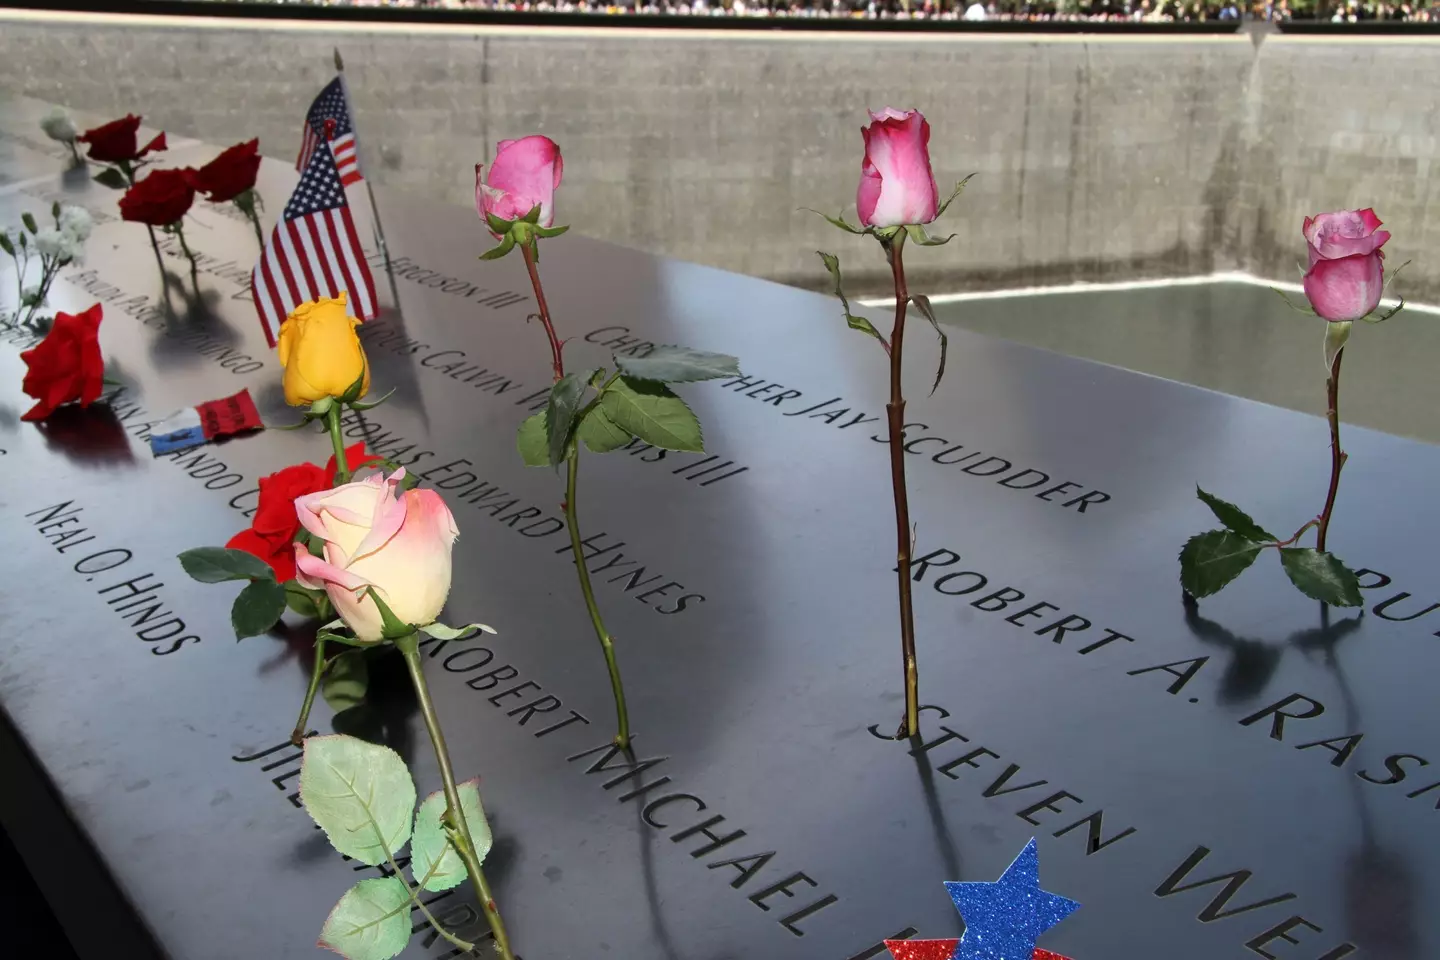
top-left (1, 11), bottom-right (1437, 301)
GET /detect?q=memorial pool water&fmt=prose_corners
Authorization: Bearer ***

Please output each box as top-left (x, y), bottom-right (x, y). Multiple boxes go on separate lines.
top-left (924, 279), bottom-right (1440, 445)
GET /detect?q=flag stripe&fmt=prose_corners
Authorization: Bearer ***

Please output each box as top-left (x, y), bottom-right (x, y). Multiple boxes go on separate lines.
top-left (337, 208), bottom-right (378, 320)
top-left (324, 209), bottom-right (365, 319)
top-left (256, 258), bottom-right (285, 345)
top-left (285, 221), bottom-right (321, 300)
top-left (309, 215), bottom-right (345, 299)
top-left (274, 224), bottom-right (311, 304)
top-left (265, 237), bottom-right (300, 314)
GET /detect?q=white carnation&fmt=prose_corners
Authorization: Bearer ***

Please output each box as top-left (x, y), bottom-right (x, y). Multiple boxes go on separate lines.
top-left (34, 228), bottom-right (67, 258)
top-left (59, 235), bottom-right (85, 266)
top-left (58, 205), bottom-right (93, 241)
top-left (39, 106), bottom-right (77, 143)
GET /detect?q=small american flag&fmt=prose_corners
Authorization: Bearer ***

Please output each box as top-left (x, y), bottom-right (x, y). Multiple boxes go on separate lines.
top-left (252, 138), bottom-right (376, 347)
top-left (298, 77), bottom-right (362, 187)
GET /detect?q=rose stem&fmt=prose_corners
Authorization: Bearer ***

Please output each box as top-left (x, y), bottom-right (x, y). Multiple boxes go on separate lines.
top-left (883, 232), bottom-right (920, 740)
top-left (173, 223), bottom-right (199, 277)
top-left (1316, 347), bottom-right (1347, 553)
top-left (398, 634), bottom-right (516, 960)
top-left (289, 635), bottom-right (328, 747)
top-left (517, 238), bottom-right (631, 749)
top-left (148, 230), bottom-right (165, 272)
top-left (565, 449), bottom-right (631, 749)
top-left (325, 405), bottom-right (351, 484)
top-left (521, 241), bottom-right (565, 382)
top-left (246, 204), bottom-right (265, 249)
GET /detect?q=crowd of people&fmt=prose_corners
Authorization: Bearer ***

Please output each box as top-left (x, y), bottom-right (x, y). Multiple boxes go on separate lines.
top-left (233, 0), bottom-right (1440, 20)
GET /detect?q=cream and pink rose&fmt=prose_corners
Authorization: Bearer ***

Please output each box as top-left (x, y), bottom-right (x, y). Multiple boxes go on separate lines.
top-left (1301, 208), bottom-right (1390, 322)
top-left (857, 108), bottom-right (939, 229)
top-left (475, 136), bottom-right (564, 236)
top-left (293, 469), bottom-right (459, 642)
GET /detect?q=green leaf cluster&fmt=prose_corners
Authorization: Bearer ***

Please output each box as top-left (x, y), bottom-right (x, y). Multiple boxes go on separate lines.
top-left (1178, 488), bottom-right (1362, 606)
top-left (479, 203), bottom-right (571, 260)
top-left (178, 546), bottom-right (289, 639)
top-left (301, 735), bottom-right (494, 960)
top-left (517, 345), bottom-right (739, 467)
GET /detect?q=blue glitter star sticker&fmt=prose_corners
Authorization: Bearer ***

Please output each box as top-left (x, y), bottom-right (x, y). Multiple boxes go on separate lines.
top-left (945, 839), bottom-right (1079, 960)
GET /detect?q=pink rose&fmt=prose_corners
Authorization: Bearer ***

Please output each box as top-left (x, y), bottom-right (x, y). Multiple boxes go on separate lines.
top-left (857, 108), bottom-right (939, 229)
top-left (1301, 208), bottom-right (1390, 322)
top-left (475, 135), bottom-right (564, 237)
top-left (293, 469), bottom-right (459, 642)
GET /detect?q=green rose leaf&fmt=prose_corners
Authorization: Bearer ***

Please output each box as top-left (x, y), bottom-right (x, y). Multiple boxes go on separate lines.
top-left (546, 370), bottom-right (594, 468)
top-left (178, 546), bottom-right (275, 583)
top-left (92, 166), bottom-right (129, 190)
top-left (1324, 320), bottom-right (1352, 374)
top-left (601, 377), bottom-right (703, 453)
top-left (904, 223), bottom-right (957, 247)
top-left (322, 650), bottom-right (370, 714)
top-left (410, 779), bottom-right (494, 892)
top-left (318, 628), bottom-right (374, 649)
top-left (1279, 548), bottom-right (1364, 607)
top-left (516, 410), bottom-right (549, 467)
top-left (817, 250), bottom-right (886, 345)
top-left (284, 582), bottom-right (322, 619)
top-left (934, 172), bottom-right (978, 219)
top-left (576, 405), bottom-right (633, 453)
top-left (418, 621), bottom-right (497, 640)
top-left (802, 207), bottom-right (866, 235)
top-left (348, 387), bottom-right (396, 412)
top-left (21, 212), bottom-right (38, 235)
top-left (614, 346), bottom-right (740, 384)
top-left (0, 232), bottom-right (13, 256)
top-left (478, 231), bottom-right (516, 261)
top-left (318, 877), bottom-right (412, 960)
top-left (909, 294), bottom-right (949, 396)
top-left (231, 579), bottom-right (288, 639)
top-left (1195, 487), bottom-right (1276, 542)
top-left (1178, 530), bottom-right (1264, 599)
top-left (300, 734), bottom-right (416, 866)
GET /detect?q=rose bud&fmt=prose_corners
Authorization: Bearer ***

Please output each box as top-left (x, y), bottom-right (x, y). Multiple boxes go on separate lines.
top-left (475, 135), bottom-right (564, 237)
top-left (1301, 208), bottom-right (1391, 322)
top-left (857, 108), bottom-right (940, 229)
top-left (19, 303), bottom-right (105, 422)
top-left (118, 168), bottom-right (197, 227)
top-left (77, 114), bottom-right (167, 164)
top-left (188, 139), bottom-right (262, 203)
top-left (276, 293), bottom-right (371, 406)
top-left (293, 469), bottom-right (460, 642)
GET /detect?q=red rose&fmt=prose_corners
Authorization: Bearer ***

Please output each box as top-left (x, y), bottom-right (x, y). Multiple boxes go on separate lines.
top-left (20, 303), bottom-right (105, 422)
top-left (189, 139), bottom-right (262, 203)
top-left (77, 114), bottom-right (167, 164)
top-left (226, 442), bottom-right (376, 582)
top-left (119, 168), bottom-right (197, 227)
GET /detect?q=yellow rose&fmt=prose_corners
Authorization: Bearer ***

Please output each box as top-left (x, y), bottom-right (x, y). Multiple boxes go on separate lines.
top-left (277, 293), bottom-right (370, 406)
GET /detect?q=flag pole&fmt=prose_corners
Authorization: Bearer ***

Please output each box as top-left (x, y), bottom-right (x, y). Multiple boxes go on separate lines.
top-left (333, 48), bottom-right (399, 308)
